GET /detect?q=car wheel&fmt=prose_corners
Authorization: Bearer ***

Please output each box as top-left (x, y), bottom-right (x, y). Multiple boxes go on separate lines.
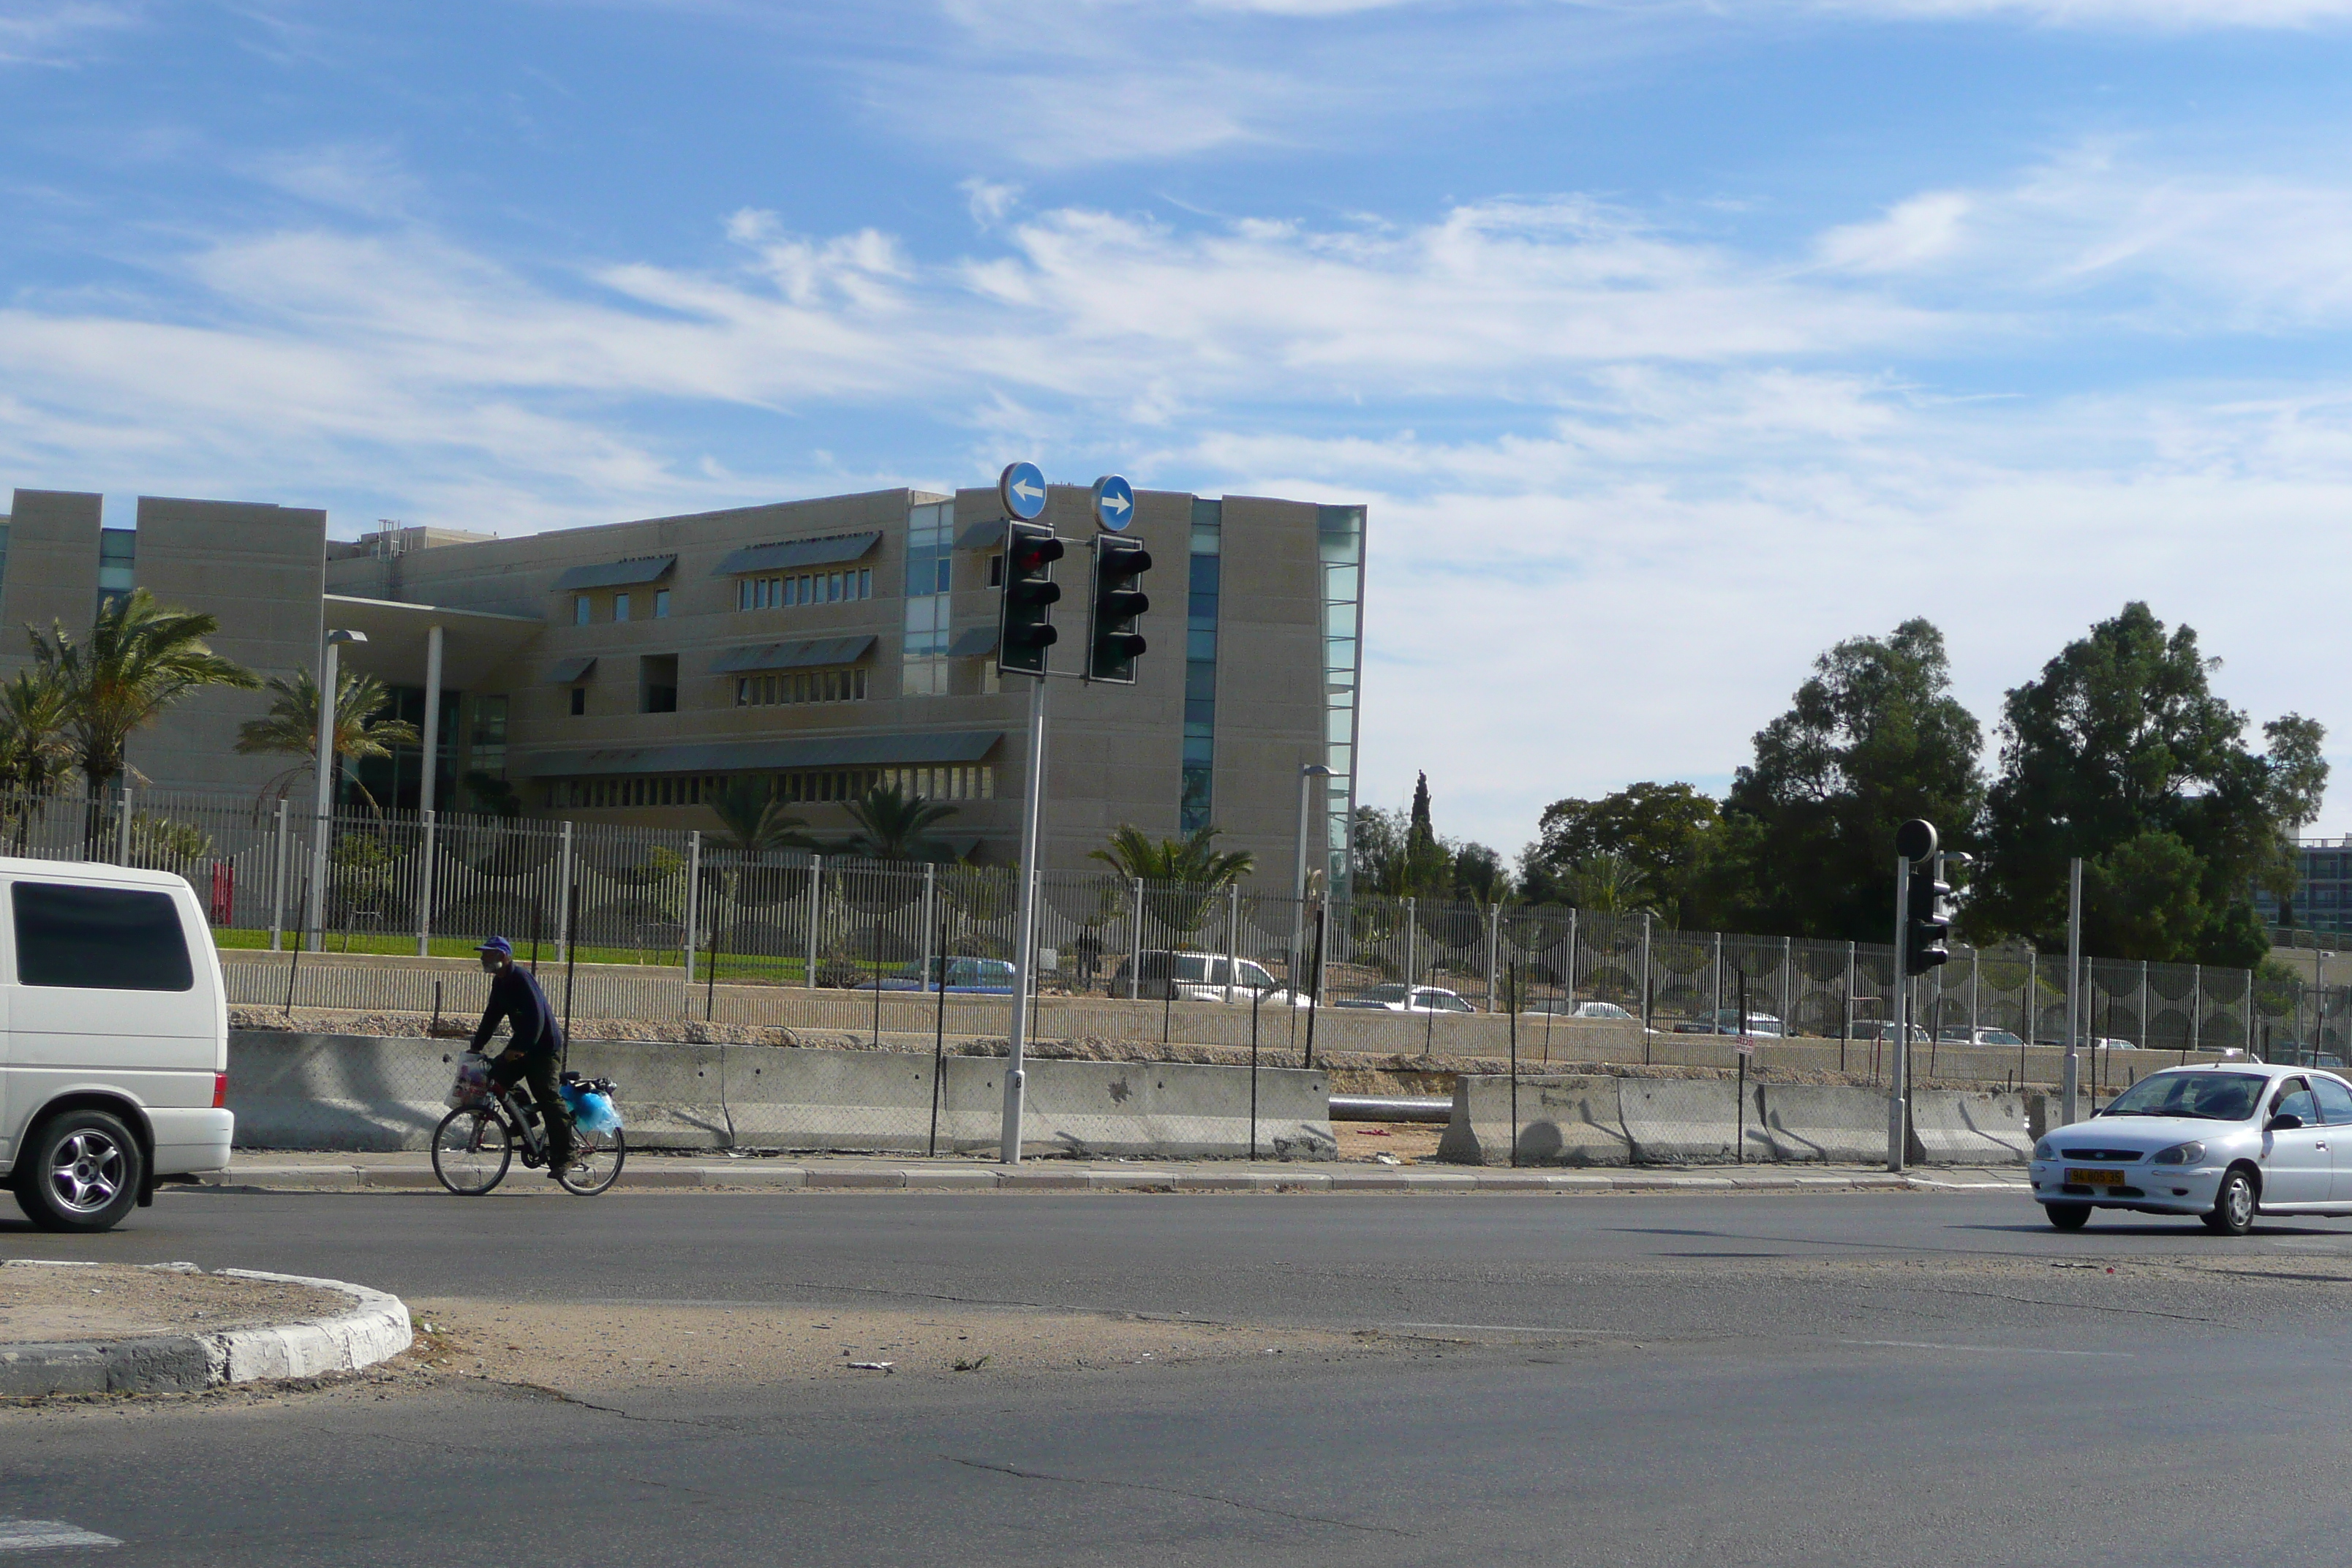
top-left (2202, 1167), bottom-right (2257, 1235)
top-left (12, 1109), bottom-right (145, 1233)
top-left (2043, 1202), bottom-right (2091, 1232)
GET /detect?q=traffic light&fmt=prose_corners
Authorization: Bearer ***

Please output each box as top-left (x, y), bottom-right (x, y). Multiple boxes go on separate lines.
top-left (998, 520), bottom-right (1063, 677)
top-left (1904, 862), bottom-right (1951, 977)
top-left (1085, 535), bottom-right (1151, 683)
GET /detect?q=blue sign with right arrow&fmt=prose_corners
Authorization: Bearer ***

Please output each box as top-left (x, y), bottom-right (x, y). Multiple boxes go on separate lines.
top-left (1090, 474), bottom-right (1134, 532)
top-left (999, 461), bottom-right (1047, 521)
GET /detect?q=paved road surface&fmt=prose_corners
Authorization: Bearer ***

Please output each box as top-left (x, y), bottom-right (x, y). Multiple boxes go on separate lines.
top-left (8, 1187), bottom-right (2352, 1564)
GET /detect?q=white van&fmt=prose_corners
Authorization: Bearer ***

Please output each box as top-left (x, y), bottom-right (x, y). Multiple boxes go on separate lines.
top-left (0, 859), bottom-right (233, 1232)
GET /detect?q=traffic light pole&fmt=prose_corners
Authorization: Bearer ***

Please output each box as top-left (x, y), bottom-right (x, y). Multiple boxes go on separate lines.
top-left (1888, 851), bottom-right (1910, 1173)
top-left (1000, 671), bottom-right (1049, 1164)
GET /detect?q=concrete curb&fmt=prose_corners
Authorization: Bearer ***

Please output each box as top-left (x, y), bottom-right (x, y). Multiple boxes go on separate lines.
top-left (191, 1162), bottom-right (2024, 1196)
top-left (0, 1262), bottom-right (412, 1399)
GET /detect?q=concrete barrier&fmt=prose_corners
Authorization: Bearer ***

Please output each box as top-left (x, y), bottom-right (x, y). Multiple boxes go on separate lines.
top-left (1618, 1077), bottom-right (1746, 1164)
top-left (225, 1032), bottom-right (1333, 1161)
top-left (1907, 1090), bottom-right (2030, 1164)
top-left (1756, 1084), bottom-right (1888, 1164)
top-left (1436, 1075), bottom-right (1632, 1166)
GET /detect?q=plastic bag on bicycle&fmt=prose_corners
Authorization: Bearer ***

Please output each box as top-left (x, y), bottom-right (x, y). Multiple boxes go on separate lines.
top-left (446, 1051), bottom-right (494, 1109)
top-left (560, 1081), bottom-right (623, 1134)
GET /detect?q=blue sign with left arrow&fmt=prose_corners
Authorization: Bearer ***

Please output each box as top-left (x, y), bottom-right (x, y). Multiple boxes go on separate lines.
top-left (999, 461), bottom-right (1047, 521)
top-left (1091, 474), bottom-right (1134, 532)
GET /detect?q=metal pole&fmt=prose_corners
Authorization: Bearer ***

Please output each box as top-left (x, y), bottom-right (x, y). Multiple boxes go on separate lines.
top-left (268, 796), bottom-right (289, 952)
top-left (806, 853), bottom-right (822, 988)
top-left (1129, 876), bottom-right (1144, 1000)
top-left (554, 820), bottom-right (574, 965)
top-left (306, 636), bottom-right (342, 953)
top-left (2190, 964), bottom-right (2201, 1061)
top-left (1842, 940), bottom-right (1855, 1075)
top-left (1485, 902), bottom-right (1500, 1013)
top-left (1224, 882), bottom-right (1240, 1003)
top-left (1508, 961), bottom-right (1520, 1169)
top-left (1640, 911), bottom-right (1653, 1038)
top-left (415, 622), bottom-right (443, 957)
top-left (561, 870), bottom-right (579, 1051)
top-left (683, 830), bottom-right (701, 988)
top-left (116, 779), bottom-right (132, 867)
top-left (930, 897), bottom-right (949, 1158)
top-left (1969, 946), bottom-right (1980, 1039)
top-left (2138, 959), bottom-right (2149, 1051)
top-left (1889, 852), bottom-right (1910, 1172)
top-left (1781, 935), bottom-right (1792, 1039)
top-left (1291, 764), bottom-right (1328, 998)
top-left (1249, 984), bottom-right (1261, 1159)
top-left (921, 861), bottom-right (937, 999)
top-left (1564, 908), bottom-right (1576, 1006)
top-left (2064, 857), bottom-right (2083, 1125)
top-left (1404, 896), bottom-right (1417, 995)
top-left (1713, 931), bottom-right (1724, 1030)
top-left (1000, 674), bottom-right (1049, 1164)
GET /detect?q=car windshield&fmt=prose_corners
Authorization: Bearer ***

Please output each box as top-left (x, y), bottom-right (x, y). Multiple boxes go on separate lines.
top-left (2102, 1072), bottom-right (2267, 1122)
top-left (1978, 1030), bottom-right (2024, 1046)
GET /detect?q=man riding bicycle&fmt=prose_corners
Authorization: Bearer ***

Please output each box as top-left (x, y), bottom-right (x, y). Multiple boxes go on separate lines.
top-left (470, 935), bottom-right (573, 1177)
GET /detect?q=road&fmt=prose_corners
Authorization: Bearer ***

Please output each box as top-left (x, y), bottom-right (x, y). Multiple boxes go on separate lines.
top-left (9, 1186), bottom-right (2352, 1565)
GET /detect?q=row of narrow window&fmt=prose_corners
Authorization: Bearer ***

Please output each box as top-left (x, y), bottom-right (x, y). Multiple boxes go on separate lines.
top-left (551, 764), bottom-right (996, 811)
top-left (739, 569), bottom-right (872, 611)
top-left (735, 668), bottom-right (867, 706)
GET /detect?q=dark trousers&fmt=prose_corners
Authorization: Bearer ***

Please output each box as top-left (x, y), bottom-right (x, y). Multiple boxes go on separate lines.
top-left (492, 1050), bottom-right (573, 1166)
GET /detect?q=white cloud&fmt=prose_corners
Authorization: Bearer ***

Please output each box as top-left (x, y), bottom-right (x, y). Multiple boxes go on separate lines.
top-left (0, 1), bottom-right (138, 64)
top-left (1814, 0), bottom-right (2352, 25)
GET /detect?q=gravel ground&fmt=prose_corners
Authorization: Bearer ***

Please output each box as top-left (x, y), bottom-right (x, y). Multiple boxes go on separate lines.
top-left (0, 1262), bottom-right (353, 1343)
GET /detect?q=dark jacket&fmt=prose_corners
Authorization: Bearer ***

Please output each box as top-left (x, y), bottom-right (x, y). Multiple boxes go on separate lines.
top-left (472, 964), bottom-right (563, 1061)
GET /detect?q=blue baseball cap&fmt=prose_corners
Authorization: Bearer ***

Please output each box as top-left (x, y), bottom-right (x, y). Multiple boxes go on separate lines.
top-left (474, 935), bottom-right (513, 957)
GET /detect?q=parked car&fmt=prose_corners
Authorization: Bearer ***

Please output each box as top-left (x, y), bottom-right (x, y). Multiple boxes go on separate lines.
top-left (859, 957), bottom-right (1017, 994)
top-left (1521, 1000), bottom-right (1635, 1019)
top-left (1937, 1027), bottom-right (2027, 1047)
top-left (2030, 1062), bottom-right (2352, 1233)
top-left (0, 859), bottom-right (233, 1232)
top-left (1107, 950), bottom-right (1312, 1007)
top-left (1853, 1020), bottom-right (1931, 1044)
top-left (1673, 1009), bottom-right (1787, 1037)
top-left (1333, 983), bottom-right (1477, 1014)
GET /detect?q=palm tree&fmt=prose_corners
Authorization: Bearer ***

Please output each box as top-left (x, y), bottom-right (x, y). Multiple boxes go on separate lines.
top-left (1090, 823), bottom-right (1256, 888)
top-left (709, 777), bottom-right (814, 855)
top-left (1565, 851), bottom-right (1656, 916)
top-left (836, 781), bottom-right (960, 862)
top-left (234, 666), bottom-right (421, 810)
top-left (30, 587), bottom-right (259, 791)
top-left (0, 668), bottom-right (76, 796)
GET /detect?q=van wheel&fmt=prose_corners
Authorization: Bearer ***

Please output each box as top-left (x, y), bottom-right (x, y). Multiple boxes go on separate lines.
top-left (2201, 1167), bottom-right (2257, 1236)
top-left (2043, 1202), bottom-right (2091, 1231)
top-left (14, 1109), bottom-right (144, 1233)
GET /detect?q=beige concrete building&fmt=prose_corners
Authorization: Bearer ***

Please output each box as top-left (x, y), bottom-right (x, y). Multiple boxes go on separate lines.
top-left (1, 481), bottom-right (1366, 889)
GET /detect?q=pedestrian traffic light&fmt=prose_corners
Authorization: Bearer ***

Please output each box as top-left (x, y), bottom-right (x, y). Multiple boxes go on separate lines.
top-left (1904, 862), bottom-right (1951, 976)
top-left (1085, 535), bottom-right (1151, 683)
top-left (998, 520), bottom-right (1063, 677)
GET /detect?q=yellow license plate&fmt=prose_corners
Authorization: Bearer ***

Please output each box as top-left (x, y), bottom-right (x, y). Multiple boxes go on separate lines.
top-left (2066, 1168), bottom-right (2123, 1186)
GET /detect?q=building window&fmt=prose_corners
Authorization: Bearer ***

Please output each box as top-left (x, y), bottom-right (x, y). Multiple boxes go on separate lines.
top-left (987, 553), bottom-right (1003, 587)
top-left (1181, 501), bottom-right (1221, 832)
top-left (878, 764), bottom-right (995, 802)
top-left (1319, 505), bottom-right (1367, 897)
top-left (902, 502), bottom-right (954, 698)
top-left (576, 595), bottom-right (591, 625)
top-left (733, 666), bottom-right (868, 706)
top-left (641, 654), bottom-right (679, 714)
top-left (655, 589), bottom-right (670, 619)
top-left (569, 687), bottom-right (586, 717)
top-left (614, 592), bottom-right (630, 622)
top-left (739, 568), bottom-right (872, 611)
top-left (467, 695), bottom-right (510, 780)
top-left (96, 527), bottom-right (135, 616)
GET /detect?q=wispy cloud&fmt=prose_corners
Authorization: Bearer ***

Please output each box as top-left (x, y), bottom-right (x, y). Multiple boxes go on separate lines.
top-left (0, 0), bottom-right (139, 65)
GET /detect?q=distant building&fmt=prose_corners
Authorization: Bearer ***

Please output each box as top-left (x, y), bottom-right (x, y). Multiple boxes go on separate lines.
top-left (2258, 839), bottom-right (2352, 938)
top-left (1, 483), bottom-right (1366, 890)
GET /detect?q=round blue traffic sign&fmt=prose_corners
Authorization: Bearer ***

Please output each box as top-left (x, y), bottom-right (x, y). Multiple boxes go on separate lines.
top-left (999, 461), bottom-right (1047, 521)
top-left (1091, 474), bottom-right (1135, 532)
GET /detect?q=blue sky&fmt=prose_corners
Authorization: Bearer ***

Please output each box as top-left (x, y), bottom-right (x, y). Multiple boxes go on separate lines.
top-left (7, 0), bottom-right (2352, 859)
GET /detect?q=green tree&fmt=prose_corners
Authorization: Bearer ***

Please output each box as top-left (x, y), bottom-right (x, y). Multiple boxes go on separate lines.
top-left (1353, 804), bottom-right (1452, 897)
top-left (836, 781), bottom-right (960, 861)
top-left (1519, 781), bottom-right (1719, 918)
top-left (234, 665), bottom-right (421, 810)
top-left (1090, 823), bottom-right (1256, 888)
top-left (1971, 602), bottom-right (2319, 965)
top-left (1711, 618), bottom-right (1985, 940)
top-left (30, 587), bottom-right (258, 790)
top-left (0, 668), bottom-right (76, 796)
top-left (709, 777), bottom-right (815, 855)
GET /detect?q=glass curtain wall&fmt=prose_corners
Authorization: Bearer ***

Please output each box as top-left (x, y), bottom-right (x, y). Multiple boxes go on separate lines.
top-left (902, 500), bottom-right (953, 696)
top-left (1318, 505), bottom-right (1365, 897)
top-left (1181, 500), bottom-right (1221, 832)
top-left (97, 527), bottom-right (135, 616)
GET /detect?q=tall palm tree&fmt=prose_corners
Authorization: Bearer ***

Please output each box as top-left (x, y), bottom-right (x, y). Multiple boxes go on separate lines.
top-left (235, 666), bottom-right (421, 810)
top-left (0, 668), bottom-right (76, 796)
top-left (1090, 823), bottom-right (1256, 888)
top-left (837, 781), bottom-right (960, 862)
top-left (709, 777), bottom-right (814, 854)
top-left (30, 587), bottom-right (258, 791)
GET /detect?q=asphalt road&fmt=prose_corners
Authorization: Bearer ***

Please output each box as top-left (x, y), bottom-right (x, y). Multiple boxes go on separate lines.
top-left (10, 1187), bottom-right (2352, 1565)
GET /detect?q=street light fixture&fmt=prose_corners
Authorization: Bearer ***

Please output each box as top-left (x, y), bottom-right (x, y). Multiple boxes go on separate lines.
top-left (306, 629), bottom-right (366, 953)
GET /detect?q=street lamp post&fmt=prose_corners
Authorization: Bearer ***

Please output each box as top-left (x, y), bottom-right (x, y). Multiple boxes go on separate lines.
top-left (306, 628), bottom-right (366, 953)
top-left (1292, 763), bottom-right (1333, 989)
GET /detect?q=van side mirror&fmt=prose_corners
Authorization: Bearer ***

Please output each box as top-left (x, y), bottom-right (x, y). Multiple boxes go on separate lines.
top-left (2268, 1112), bottom-right (2305, 1132)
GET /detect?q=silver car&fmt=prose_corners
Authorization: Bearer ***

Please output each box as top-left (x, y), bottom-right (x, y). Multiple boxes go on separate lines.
top-left (2029, 1063), bottom-right (2352, 1235)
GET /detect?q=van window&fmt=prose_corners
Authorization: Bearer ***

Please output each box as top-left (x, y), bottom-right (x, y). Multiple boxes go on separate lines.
top-left (12, 882), bottom-right (194, 992)
top-left (1176, 955), bottom-right (1210, 982)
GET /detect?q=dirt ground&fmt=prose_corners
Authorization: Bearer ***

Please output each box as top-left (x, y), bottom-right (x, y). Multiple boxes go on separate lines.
top-left (1333, 1123), bottom-right (1444, 1164)
top-left (0, 1262), bottom-right (353, 1343)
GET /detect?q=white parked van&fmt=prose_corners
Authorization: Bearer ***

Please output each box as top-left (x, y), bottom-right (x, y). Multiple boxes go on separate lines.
top-left (0, 859), bottom-right (233, 1232)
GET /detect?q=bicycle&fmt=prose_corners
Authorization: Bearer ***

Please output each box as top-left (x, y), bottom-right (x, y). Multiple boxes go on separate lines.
top-left (432, 1068), bottom-right (626, 1196)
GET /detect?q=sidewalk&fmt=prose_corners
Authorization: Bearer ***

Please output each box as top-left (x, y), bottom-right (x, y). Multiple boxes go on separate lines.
top-left (197, 1151), bottom-right (2029, 1196)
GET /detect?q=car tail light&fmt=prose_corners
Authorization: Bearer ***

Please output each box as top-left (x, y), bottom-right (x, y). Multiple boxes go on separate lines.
top-left (213, 1071), bottom-right (229, 1109)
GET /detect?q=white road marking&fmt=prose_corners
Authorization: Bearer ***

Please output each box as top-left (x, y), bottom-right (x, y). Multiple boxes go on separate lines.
top-left (0, 1520), bottom-right (121, 1551)
top-left (1843, 1339), bottom-right (2131, 1358)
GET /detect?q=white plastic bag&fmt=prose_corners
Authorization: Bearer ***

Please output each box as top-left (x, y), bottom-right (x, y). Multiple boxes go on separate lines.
top-left (445, 1050), bottom-right (493, 1110)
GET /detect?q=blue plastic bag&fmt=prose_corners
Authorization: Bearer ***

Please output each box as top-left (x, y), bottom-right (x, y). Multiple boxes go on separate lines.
top-left (561, 1084), bottom-right (622, 1134)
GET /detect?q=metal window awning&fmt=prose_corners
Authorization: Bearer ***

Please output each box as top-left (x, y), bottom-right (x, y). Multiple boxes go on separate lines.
top-left (953, 519), bottom-right (1008, 551)
top-left (546, 656), bottom-right (598, 684)
top-left (713, 532), bottom-right (883, 577)
top-left (518, 731), bottom-right (1003, 780)
top-left (551, 556), bottom-right (676, 592)
top-left (709, 635), bottom-right (876, 676)
top-left (946, 625), bottom-right (999, 657)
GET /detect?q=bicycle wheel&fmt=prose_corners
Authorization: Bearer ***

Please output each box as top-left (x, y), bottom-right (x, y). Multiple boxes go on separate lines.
top-left (431, 1107), bottom-right (512, 1196)
top-left (557, 1126), bottom-right (626, 1197)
